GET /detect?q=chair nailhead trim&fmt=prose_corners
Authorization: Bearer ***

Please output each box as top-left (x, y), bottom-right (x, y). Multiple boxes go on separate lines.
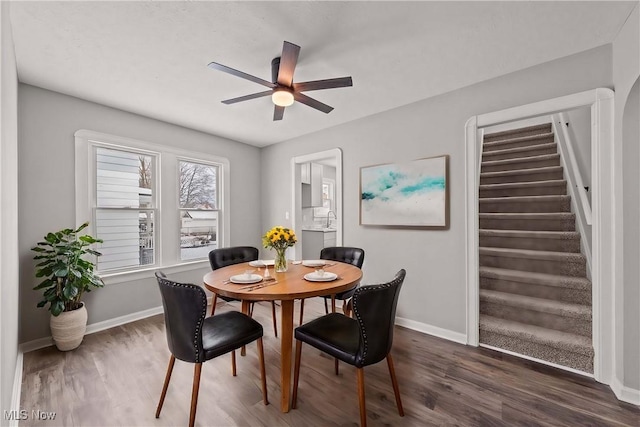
top-left (158, 277), bottom-right (207, 362)
top-left (352, 274), bottom-right (404, 365)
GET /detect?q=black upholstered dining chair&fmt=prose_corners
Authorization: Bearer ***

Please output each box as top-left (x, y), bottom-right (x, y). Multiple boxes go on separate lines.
top-left (209, 246), bottom-right (279, 337)
top-left (292, 269), bottom-right (406, 427)
top-left (154, 272), bottom-right (268, 427)
top-left (298, 246), bottom-right (365, 325)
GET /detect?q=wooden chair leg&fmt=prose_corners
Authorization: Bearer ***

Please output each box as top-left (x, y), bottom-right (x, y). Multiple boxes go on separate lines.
top-left (257, 338), bottom-right (269, 405)
top-left (271, 302), bottom-right (278, 337)
top-left (292, 339), bottom-right (303, 409)
top-left (155, 355), bottom-right (175, 418)
top-left (343, 299), bottom-right (352, 317)
top-left (231, 350), bottom-right (237, 376)
top-left (331, 295), bottom-right (336, 313)
top-left (324, 298), bottom-right (329, 314)
top-left (335, 358), bottom-right (339, 375)
top-left (298, 299), bottom-right (305, 326)
top-left (189, 363), bottom-right (203, 427)
top-left (356, 367), bottom-right (367, 427)
top-left (387, 354), bottom-right (404, 416)
top-left (210, 294), bottom-right (218, 316)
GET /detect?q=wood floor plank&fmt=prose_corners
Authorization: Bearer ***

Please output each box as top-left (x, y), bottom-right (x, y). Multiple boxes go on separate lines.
top-left (20, 299), bottom-right (639, 426)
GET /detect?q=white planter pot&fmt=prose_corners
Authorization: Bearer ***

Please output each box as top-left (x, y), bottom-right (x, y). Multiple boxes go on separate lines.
top-left (50, 303), bottom-right (88, 351)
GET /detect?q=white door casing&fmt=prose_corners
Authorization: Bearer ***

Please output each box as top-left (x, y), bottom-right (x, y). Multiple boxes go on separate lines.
top-left (464, 88), bottom-right (615, 385)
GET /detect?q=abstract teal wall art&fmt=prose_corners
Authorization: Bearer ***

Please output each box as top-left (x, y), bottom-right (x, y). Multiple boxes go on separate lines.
top-left (360, 155), bottom-right (449, 227)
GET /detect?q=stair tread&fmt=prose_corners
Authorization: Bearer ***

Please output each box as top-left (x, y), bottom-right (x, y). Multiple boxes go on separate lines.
top-left (482, 142), bottom-right (557, 158)
top-left (479, 180), bottom-right (567, 190)
top-left (480, 246), bottom-right (585, 261)
top-left (484, 132), bottom-right (554, 148)
top-left (480, 166), bottom-right (563, 178)
top-left (479, 212), bottom-right (575, 219)
top-left (482, 153), bottom-right (559, 167)
top-left (480, 289), bottom-right (591, 318)
top-left (479, 195), bottom-right (570, 203)
top-left (484, 125), bottom-right (552, 141)
top-left (479, 266), bottom-right (590, 289)
top-left (479, 229), bottom-right (580, 239)
top-left (479, 315), bottom-right (592, 354)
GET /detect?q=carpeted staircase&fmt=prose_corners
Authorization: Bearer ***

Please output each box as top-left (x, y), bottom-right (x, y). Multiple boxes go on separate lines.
top-left (478, 123), bottom-right (594, 373)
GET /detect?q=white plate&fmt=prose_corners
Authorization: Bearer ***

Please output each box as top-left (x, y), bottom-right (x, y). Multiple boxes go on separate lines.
top-left (302, 260), bottom-right (326, 267)
top-left (249, 260), bottom-right (274, 267)
top-left (304, 272), bottom-right (338, 282)
top-left (230, 274), bottom-right (263, 284)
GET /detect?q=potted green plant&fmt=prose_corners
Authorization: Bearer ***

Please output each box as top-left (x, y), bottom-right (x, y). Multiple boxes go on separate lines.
top-left (31, 222), bottom-right (104, 351)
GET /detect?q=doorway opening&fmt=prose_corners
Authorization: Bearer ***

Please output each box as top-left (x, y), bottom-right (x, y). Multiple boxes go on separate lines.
top-left (290, 149), bottom-right (343, 260)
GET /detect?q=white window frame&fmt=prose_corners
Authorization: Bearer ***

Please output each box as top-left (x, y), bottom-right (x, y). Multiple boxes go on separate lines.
top-left (75, 129), bottom-right (230, 284)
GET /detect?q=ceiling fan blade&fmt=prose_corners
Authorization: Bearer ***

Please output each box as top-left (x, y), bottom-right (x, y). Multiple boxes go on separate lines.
top-left (294, 93), bottom-right (334, 114)
top-left (273, 105), bottom-right (285, 121)
top-left (277, 41), bottom-right (301, 87)
top-left (222, 90), bottom-right (273, 105)
top-left (294, 77), bottom-right (353, 92)
top-left (208, 62), bottom-right (276, 89)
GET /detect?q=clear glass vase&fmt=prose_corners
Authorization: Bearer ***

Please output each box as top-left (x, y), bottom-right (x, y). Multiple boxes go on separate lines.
top-left (274, 248), bottom-right (287, 273)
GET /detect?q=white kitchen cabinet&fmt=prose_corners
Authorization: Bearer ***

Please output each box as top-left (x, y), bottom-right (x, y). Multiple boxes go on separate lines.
top-left (300, 162), bottom-right (310, 184)
top-left (301, 163), bottom-right (323, 207)
top-left (302, 230), bottom-right (337, 259)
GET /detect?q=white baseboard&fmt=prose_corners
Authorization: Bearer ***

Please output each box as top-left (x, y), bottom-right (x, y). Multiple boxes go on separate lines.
top-left (395, 316), bottom-right (467, 345)
top-left (611, 376), bottom-right (640, 406)
top-left (20, 305), bottom-right (164, 354)
top-left (9, 351), bottom-right (24, 427)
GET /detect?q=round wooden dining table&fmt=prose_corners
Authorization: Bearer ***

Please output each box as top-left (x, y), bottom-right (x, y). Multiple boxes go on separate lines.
top-left (203, 261), bottom-right (362, 413)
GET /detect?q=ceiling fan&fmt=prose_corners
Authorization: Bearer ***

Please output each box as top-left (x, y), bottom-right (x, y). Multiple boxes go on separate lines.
top-left (208, 41), bottom-right (353, 121)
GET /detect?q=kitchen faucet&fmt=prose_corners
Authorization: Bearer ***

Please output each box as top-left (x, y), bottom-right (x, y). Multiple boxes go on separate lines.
top-left (326, 210), bottom-right (336, 228)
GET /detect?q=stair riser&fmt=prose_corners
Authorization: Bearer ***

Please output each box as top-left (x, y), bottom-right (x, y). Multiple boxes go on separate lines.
top-left (480, 277), bottom-right (591, 305)
top-left (484, 125), bottom-right (553, 143)
top-left (480, 198), bottom-right (571, 213)
top-left (480, 185), bottom-right (566, 198)
top-left (481, 157), bottom-right (560, 173)
top-left (479, 236), bottom-right (581, 252)
top-left (479, 255), bottom-right (586, 277)
top-left (483, 135), bottom-right (555, 152)
top-left (480, 303), bottom-right (591, 336)
top-left (479, 330), bottom-right (593, 373)
top-left (482, 145), bottom-right (557, 162)
top-left (481, 170), bottom-right (564, 185)
top-left (479, 217), bottom-right (575, 231)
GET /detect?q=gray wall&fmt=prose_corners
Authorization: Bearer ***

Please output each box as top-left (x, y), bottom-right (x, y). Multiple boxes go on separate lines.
top-left (614, 3), bottom-right (640, 391)
top-left (18, 85), bottom-right (262, 343)
top-left (0, 1), bottom-right (19, 414)
top-left (262, 45), bottom-right (613, 336)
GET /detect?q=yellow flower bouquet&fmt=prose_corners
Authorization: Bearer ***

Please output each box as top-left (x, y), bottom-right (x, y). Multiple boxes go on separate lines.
top-left (262, 226), bottom-right (297, 272)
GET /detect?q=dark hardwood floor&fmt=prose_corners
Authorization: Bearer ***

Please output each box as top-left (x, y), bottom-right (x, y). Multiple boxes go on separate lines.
top-left (20, 298), bottom-right (639, 426)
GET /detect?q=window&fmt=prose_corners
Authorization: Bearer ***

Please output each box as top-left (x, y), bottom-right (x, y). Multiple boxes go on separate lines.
top-left (179, 160), bottom-right (219, 260)
top-left (95, 147), bottom-right (157, 271)
top-left (75, 130), bottom-right (230, 279)
top-left (313, 179), bottom-right (335, 218)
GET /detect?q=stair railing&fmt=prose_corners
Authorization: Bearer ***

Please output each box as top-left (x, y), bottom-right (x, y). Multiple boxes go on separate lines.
top-left (552, 112), bottom-right (592, 273)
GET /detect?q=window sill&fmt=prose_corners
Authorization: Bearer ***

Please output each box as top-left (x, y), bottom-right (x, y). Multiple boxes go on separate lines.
top-left (98, 259), bottom-right (210, 285)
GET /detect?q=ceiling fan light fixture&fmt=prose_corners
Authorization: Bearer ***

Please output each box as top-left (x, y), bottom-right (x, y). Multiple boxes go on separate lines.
top-left (272, 89), bottom-right (294, 107)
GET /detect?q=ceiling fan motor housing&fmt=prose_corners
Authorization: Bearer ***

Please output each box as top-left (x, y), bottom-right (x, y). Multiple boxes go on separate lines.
top-left (271, 57), bottom-right (282, 85)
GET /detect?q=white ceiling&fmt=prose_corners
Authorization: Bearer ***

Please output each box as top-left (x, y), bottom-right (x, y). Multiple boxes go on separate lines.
top-left (9, 1), bottom-right (636, 147)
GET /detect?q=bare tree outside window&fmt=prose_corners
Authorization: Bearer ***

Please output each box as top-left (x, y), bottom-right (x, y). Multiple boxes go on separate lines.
top-left (139, 156), bottom-right (152, 189)
top-left (179, 162), bottom-right (217, 209)
top-left (179, 161), bottom-right (219, 260)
